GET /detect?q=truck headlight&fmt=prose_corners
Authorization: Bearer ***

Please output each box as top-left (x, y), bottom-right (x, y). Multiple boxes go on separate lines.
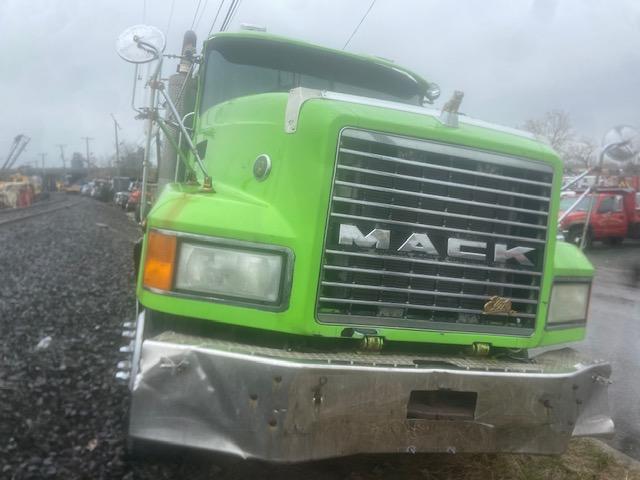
top-left (142, 229), bottom-right (293, 310)
top-left (547, 281), bottom-right (591, 327)
top-left (175, 241), bottom-right (288, 306)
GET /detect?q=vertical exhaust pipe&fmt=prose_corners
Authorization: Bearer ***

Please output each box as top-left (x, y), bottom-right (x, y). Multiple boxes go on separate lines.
top-left (157, 31), bottom-right (198, 192)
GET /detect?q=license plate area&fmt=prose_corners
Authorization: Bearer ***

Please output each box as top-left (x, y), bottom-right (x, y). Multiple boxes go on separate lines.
top-left (407, 390), bottom-right (477, 421)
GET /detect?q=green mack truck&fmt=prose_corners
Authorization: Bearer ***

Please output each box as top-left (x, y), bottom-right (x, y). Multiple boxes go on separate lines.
top-left (115, 25), bottom-right (612, 461)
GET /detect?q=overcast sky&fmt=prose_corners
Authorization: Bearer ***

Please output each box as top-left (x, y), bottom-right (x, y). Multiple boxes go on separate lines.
top-left (1, 0), bottom-right (640, 167)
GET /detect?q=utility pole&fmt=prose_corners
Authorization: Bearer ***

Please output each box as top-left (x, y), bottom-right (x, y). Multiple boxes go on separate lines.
top-left (56, 144), bottom-right (66, 171)
top-left (81, 136), bottom-right (93, 174)
top-left (110, 114), bottom-right (122, 176)
top-left (39, 153), bottom-right (47, 192)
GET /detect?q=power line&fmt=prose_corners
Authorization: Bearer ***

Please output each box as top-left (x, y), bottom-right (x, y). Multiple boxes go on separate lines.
top-left (343, 0), bottom-right (376, 50)
top-left (190, 0), bottom-right (203, 29)
top-left (228, 0), bottom-right (242, 30)
top-left (194, 0), bottom-right (210, 30)
top-left (221, 0), bottom-right (241, 31)
top-left (219, 0), bottom-right (236, 32)
top-left (165, 0), bottom-right (176, 37)
top-left (208, 0), bottom-right (226, 36)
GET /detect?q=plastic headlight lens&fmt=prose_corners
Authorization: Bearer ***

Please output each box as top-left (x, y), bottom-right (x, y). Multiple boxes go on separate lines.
top-left (548, 282), bottom-right (591, 325)
top-left (175, 242), bottom-right (284, 303)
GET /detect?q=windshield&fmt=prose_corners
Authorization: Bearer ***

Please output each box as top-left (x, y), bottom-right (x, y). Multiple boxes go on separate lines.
top-left (560, 196), bottom-right (593, 211)
top-left (200, 37), bottom-right (424, 112)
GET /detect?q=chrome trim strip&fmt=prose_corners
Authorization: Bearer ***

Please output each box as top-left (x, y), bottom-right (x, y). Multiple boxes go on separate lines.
top-left (333, 196), bottom-right (547, 231)
top-left (323, 265), bottom-right (541, 291)
top-left (325, 249), bottom-right (542, 276)
top-left (285, 89), bottom-right (541, 143)
top-left (317, 312), bottom-right (535, 335)
top-left (335, 180), bottom-right (549, 217)
top-left (340, 147), bottom-right (553, 187)
top-left (331, 212), bottom-right (547, 244)
top-left (321, 281), bottom-right (538, 305)
top-left (318, 297), bottom-right (536, 319)
top-left (337, 164), bottom-right (550, 202)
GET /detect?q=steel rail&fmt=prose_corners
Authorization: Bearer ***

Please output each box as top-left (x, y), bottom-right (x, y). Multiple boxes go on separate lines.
top-left (0, 201), bottom-right (81, 227)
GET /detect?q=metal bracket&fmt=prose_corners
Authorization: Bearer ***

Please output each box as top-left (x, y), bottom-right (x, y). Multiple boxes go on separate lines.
top-left (284, 87), bottom-right (325, 133)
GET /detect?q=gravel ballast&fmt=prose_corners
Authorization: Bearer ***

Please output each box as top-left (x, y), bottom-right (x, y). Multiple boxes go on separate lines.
top-left (1, 196), bottom-right (639, 480)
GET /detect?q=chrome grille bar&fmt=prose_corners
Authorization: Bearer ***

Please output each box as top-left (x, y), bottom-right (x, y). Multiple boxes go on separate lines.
top-left (340, 147), bottom-right (553, 187)
top-left (331, 212), bottom-right (547, 244)
top-left (337, 164), bottom-right (551, 202)
top-left (319, 297), bottom-right (537, 319)
top-left (323, 265), bottom-right (540, 291)
top-left (335, 180), bottom-right (549, 217)
top-left (333, 196), bottom-right (547, 230)
top-left (325, 249), bottom-right (542, 276)
top-left (321, 281), bottom-right (538, 305)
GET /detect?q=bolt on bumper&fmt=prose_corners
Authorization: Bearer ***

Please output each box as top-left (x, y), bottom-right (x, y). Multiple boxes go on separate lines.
top-left (127, 330), bottom-right (613, 462)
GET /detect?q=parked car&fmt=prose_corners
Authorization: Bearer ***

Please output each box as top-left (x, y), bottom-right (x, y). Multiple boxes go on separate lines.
top-left (90, 179), bottom-right (111, 202)
top-left (80, 182), bottom-right (93, 196)
top-left (114, 191), bottom-right (130, 209)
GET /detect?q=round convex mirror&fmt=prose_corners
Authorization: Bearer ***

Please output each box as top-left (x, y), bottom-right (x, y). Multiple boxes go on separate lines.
top-left (116, 25), bottom-right (166, 64)
top-left (603, 125), bottom-right (640, 162)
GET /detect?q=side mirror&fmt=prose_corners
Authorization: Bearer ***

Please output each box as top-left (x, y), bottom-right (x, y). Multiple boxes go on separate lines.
top-left (602, 125), bottom-right (639, 162)
top-left (116, 25), bottom-right (166, 64)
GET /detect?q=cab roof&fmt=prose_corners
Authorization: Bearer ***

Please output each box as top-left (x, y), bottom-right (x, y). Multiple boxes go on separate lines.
top-left (203, 32), bottom-right (432, 101)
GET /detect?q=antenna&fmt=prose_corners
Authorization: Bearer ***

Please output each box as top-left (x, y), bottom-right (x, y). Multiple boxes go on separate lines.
top-left (343, 0), bottom-right (376, 50)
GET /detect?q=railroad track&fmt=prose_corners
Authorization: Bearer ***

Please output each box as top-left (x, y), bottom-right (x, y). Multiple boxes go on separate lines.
top-left (0, 199), bottom-right (82, 227)
top-left (0, 197), bottom-right (68, 214)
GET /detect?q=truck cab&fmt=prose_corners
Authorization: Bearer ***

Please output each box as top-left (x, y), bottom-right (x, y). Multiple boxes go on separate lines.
top-left (117, 30), bottom-right (612, 461)
top-left (560, 188), bottom-right (640, 245)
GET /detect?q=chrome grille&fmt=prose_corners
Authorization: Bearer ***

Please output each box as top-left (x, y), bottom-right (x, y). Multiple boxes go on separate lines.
top-left (316, 128), bottom-right (554, 334)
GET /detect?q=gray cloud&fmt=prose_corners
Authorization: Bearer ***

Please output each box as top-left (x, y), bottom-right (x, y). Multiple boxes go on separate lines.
top-left (2, 0), bottom-right (639, 167)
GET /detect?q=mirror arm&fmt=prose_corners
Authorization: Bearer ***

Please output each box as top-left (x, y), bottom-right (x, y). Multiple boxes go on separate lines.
top-left (135, 39), bottom-right (161, 60)
top-left (156, 118), bottom-right (197, 179)
top-left (561, 167), bottom-right (594, 191)
top-left (130, 65), bottom-right (143, 114)
top-left (175, 112), bottom-right (196, 182)
top-left (156, 85), bottom-right (213, 190)
top-left (558, 186), bottom-right (593, 225)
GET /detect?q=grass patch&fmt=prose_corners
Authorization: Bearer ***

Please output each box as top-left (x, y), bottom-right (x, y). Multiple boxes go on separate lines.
top-left (329, 439), bottom-right (640, 480)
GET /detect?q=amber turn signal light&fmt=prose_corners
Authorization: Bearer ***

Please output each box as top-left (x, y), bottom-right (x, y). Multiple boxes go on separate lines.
top-left (143, 230), bottom-right (177, 291)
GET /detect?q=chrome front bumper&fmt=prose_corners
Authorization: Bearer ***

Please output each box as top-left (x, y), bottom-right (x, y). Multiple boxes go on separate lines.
top-left (128, 330), bottom-right (613, 462)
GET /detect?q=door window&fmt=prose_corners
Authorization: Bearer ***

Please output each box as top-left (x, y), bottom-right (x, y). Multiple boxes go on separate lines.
top-left (597, 196), bottom-right (614, 213)
top-left (613, 195), bottom-right (624, 212)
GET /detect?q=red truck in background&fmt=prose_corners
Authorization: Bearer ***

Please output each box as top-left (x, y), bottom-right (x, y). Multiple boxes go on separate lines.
top-left (559, 188), bottom-right (640, 246)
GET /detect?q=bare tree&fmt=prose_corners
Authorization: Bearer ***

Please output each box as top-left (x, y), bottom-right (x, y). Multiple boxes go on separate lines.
top-left (565, 138), bottom-right (597, 169)
top-left (522, 109), bottom-right (574, 156)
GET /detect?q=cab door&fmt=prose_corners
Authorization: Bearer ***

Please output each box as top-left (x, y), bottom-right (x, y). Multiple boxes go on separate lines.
top-left (596, 194), bottom-right (628, 238)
